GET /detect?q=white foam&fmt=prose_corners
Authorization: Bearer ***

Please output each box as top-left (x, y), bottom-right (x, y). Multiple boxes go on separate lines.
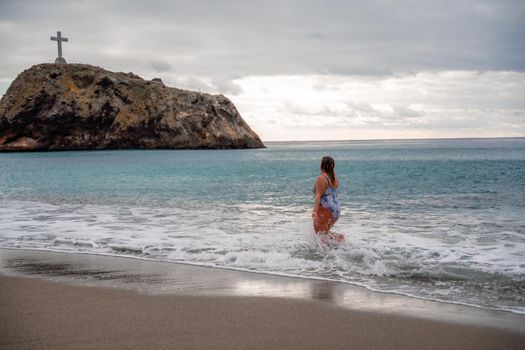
top-left (73, 240), bottom-right (95, 248)
top-left (53, 238), bottom-right (74, 246)
top-left (1, 198), bottom-right (524, 314)
top-left (109, 244), bottom-right (143, 254)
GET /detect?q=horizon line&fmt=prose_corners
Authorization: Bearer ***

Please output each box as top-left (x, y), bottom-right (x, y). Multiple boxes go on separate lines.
top-left (262, 136), bottom-right (525, 143)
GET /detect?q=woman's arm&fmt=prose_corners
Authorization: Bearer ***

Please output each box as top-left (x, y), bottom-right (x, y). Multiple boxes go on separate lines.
top-left (313, 192), bottom-right (322, 218)
top-left (312, 176), bottom-right (328, 218)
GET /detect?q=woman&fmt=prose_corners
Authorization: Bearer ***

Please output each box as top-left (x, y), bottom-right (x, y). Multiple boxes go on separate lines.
top-left (312, 156), bottom-right (342, 239)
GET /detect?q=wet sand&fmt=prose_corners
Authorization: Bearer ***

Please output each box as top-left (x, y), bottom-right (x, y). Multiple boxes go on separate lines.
top-left (1, 249), bottom-right (524, 349)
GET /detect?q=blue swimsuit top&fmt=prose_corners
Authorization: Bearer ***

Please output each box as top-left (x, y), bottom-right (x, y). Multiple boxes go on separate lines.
top-left (312, 174), bottom-right (341, 221)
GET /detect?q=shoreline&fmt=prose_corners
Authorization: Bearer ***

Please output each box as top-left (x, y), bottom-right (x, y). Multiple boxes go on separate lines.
top-left (1, 249), bottom-right (524, 350)
top-left (1, 249), bottom-right (524, 349)
top-left (3, 246), bottom-right (524, 317)
top-left (3, 275), bottom-right (523, 350)
top-left (2, 249), bottom-right (525, 329)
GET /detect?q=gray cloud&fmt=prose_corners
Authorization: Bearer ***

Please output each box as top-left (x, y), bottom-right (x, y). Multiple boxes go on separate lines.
top-left (149, 60), bottom-right (173, 73)
top-left (233, 70), bottom-right (525, 139)
top-left (164, 76), bottom-right (214, 93)
top-left (391, 105), bottom-right (424, 118)
top-left (210, 76), bottom-right (243, 96)
top-left (1, 0), bottom-right (524, 140)
top-left (278, 103), bottom-right (524, 132)
top-left (1, 0), bottom-right (524, 84)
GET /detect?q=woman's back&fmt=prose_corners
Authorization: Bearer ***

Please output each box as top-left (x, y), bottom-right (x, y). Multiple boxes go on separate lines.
top-left (313, 174), bottom-right (338, 196)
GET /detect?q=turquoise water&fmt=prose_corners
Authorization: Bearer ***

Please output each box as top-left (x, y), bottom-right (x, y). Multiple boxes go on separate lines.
top-left (1, 138), bottom-right (524, 313)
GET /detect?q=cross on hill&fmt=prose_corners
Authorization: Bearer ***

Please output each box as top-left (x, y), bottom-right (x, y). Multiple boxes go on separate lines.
top-left (50, 31), bottom-right (68, 64)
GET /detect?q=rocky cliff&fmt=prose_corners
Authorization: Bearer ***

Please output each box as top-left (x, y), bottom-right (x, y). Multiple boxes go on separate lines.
top-left (0, 64), bottom-right (264, 151)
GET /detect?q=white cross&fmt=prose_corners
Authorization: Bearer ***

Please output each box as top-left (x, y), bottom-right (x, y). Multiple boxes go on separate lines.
top-left (50, 31), bottom-right (68, 62)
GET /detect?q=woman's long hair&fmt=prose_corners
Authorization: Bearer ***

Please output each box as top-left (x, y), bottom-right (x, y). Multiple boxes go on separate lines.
top-left (321, 156), bottom-right (336, 185)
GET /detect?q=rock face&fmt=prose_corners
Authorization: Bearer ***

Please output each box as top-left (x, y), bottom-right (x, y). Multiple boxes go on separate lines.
top-left (0, 64), bottom-right (264, 151)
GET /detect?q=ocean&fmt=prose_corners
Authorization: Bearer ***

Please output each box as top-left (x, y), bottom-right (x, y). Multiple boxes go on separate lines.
top-left (0, 138), bottom-right (524, 313)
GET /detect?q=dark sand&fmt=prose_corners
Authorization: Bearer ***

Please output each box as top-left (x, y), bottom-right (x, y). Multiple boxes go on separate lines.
top-left (1, 249), bottom-right (524, 350)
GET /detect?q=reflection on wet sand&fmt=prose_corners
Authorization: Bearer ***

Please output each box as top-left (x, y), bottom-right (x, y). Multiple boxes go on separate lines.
top-left (233, 280), bottom-right (310, 299)
top-left (310, 281), bottom-right (337, 300)
top-left (1, 248), bottom-right (523, 332)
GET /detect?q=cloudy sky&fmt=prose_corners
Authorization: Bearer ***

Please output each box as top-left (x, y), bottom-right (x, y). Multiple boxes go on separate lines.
top-left (1, 0), bottom-right (524, 141)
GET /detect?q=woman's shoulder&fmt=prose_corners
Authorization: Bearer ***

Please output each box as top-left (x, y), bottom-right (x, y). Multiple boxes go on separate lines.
top-left (315, 175), bottom-right (329, 187)
top-left (316, 174), bottom-right (329, 183)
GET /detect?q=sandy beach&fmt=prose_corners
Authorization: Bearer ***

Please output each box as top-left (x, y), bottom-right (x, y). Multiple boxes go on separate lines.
top-left (1, 249), bottom-right (524, 350)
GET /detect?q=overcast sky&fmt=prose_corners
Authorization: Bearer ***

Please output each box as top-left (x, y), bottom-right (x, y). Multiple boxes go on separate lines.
top-left (1, 0), bottom-right (524, 141)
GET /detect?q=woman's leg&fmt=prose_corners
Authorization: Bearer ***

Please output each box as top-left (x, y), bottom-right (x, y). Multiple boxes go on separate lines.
top-left (314, 207), bottom-right (333, 233)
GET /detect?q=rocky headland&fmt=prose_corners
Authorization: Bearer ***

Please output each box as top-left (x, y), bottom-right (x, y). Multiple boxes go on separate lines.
top-left (0, 64), bottom-right (264, 151)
